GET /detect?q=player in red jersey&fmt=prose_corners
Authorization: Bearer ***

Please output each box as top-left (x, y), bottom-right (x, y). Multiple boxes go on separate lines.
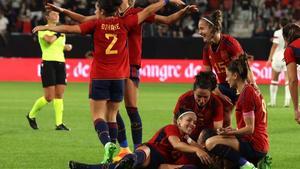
top-left (198, 10), bottom-right (256, 127)
top-left (33, 0), bottom-right (185, 164)
top-left (45, 0), bottom-right (198, 159)
top-left (282, 23), bottom-right (300, 124)
top-left (69, 108), bottom-right (212, 169)
top-left (173, 71), bottom-right (223, 143)
top-left (205, 55), bottom-right (269, 169)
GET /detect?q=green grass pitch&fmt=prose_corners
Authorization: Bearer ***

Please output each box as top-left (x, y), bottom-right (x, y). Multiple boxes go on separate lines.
top-left (0, 82), bottom-right (299, 169)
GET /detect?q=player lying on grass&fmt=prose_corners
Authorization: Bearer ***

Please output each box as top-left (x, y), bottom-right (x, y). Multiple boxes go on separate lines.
top-left (69, 108), bottom-right (212, 169)
top-left (205, 55), bottom-right (270, 169)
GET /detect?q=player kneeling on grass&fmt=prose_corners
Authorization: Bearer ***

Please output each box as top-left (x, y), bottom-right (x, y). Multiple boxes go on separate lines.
top-left (205, 55), bottom-right (270, 169)
top-left (69, 108), bottom-right (212, 169)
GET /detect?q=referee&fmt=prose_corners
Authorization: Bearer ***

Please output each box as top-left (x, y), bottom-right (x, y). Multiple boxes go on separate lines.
top-left (26, 10), bottom-right (72, 131)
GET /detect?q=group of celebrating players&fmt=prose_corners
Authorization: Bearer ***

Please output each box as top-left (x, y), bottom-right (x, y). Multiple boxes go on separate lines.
top-left (27, 0), bottom-right (300, 168)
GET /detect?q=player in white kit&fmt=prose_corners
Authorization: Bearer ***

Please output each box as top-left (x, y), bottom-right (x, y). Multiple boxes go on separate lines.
top-left (266, 18), bottom-right (290, 107)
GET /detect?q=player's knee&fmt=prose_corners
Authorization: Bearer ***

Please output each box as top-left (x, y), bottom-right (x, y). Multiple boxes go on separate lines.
top-left (205, 137), bottom-right (217, 151)
top-left (198, 129), bottom-right (217, 145)
top-left (44, 95), bottom-right (54, 102)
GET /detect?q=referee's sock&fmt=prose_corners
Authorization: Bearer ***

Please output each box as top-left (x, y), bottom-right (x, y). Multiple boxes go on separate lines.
top-left (53, 98), bottom-right (63, 125)
top-left (28, 96), bottom-right (48, 118)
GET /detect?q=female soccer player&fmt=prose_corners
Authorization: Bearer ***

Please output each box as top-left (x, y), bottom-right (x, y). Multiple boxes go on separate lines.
top-left (69, 109), bottom-right (212, 169)
top-left (173, 71), bottom-right (223, 143)
top-left (205, 55), bottom-right (269, 169)
top-left (282, 23), bottom-right (300, 124)
top-left (45, 0), bottom-right (198, 159)
top-left (266, 18), bottom-right (290, 107)
top-left (33, 0), bottom-right (185, 164)
top-left (26, 10), bottom-right (72, 131)
top-left (198, 10), bottom-right (256, 127)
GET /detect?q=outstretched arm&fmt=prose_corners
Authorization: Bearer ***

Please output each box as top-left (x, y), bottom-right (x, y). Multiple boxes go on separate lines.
top-left (137, 0), bottom-right (185, 24)
top-left (155, 5), bottom-right (198, 25)
top-left (33, 25), bottom-right (81, 34)
top-left (46, 3), bottom-right (96, 23)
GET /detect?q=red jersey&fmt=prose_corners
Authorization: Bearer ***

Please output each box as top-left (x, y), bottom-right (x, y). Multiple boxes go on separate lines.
top-left (284, 38), bottom-right (300, 65)
top-left (235, 84), bottom-right (269, 153)
top-left (173, 90), bottom-right (223, 140)
top-left (122, 7), bottom-right (155, 67)
top-left (202, 34), bottom-right (244, 83)
top-left (148, 124), bottom-right (186, 163)
top-left (79, 15), bottom-right (138, 79)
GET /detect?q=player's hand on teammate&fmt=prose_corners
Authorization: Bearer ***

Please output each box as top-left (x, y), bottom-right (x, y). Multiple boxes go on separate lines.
top-left (217, 127), bottom-right (236, 135)
top-left (186, 5), bottom-right (199, 13)
top-left (32, 26), bottom-right (48, 33)
top-left (195, 149), bottom-right (212, 165)
top-left (45, 3), bottom-right (64, 13)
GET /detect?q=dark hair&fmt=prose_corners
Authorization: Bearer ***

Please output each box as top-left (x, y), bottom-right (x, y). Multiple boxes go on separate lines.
top-left (227, 54), bottom-right (250, 80)
top-left (97, 0), bottom-right (122, 16)
top-left (193, 71), bottom-right (217, 91)
top-left (280, 18), bottom-right (289, 28)
top-left (202, 10), bottom-right (223, 33)
top-left (174, 108), bottom-right (194, 120)
top-left (283, 23), bottom-right (300, 44)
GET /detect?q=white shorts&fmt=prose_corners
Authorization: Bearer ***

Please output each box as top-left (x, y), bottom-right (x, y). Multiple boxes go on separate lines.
top-left (272, 57), bottom-right (286, 72)
top-left (272, 50), bottom-right (286, 72)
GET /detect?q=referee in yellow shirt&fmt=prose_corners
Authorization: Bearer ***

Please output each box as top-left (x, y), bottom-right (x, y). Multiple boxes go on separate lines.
top-left (26, 10), bottom-right (72, 131)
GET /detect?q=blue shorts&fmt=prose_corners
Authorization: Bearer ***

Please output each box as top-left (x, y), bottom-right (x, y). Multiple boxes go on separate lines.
top-left (218, 83), bottom-right (238, 104)
top-left (129, 65), bottom-right (140, 87)
top-left (89, 79), bottom-right (125, 102)
top-left (237, 137), bottom-right (267, 163)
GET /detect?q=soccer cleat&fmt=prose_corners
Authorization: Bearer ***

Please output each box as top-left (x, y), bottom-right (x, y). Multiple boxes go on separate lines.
top-left (26, 115), bottom-right (38, 129)
top-left (114, 154), bottom-right (137, 169)
top-left (101, 142), bottom-right (117, 164)
top-left (240, 162), bottom-right (257, 169)
top-left (113, 147), bottom-right (132, 162)
top-left (55, 124), bottom-right (70, 131)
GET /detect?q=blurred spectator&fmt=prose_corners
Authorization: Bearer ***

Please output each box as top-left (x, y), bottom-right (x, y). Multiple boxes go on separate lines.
top-left (182, 15), bottom-right (196, 36)
top-left (0, 9), bottom-right (8, 46)
top-left (170, 21), bottom-right (184, 38)
top-left (2, 0), bottom-right (300, 38)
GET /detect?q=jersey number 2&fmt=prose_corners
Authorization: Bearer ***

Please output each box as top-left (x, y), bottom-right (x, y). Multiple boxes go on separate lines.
top-left (105, 34), bottom-right (118, 55)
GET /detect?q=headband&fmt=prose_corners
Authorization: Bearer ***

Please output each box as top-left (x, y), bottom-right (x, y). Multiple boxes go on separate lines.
top-left (177, 111), bottom-right (195, 120)
top-left (202, 17), bottom-right (214, 26)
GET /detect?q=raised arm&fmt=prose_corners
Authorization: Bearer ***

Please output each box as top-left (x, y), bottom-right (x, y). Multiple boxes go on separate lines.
top-left (137, 0), bottom-right (185, 24)
top-left (33, 25), bottom-right (81, 34)
top-left (46, 3), bottom-right (96, 23)
top-left (155, 5), bottom-right (198, 25)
